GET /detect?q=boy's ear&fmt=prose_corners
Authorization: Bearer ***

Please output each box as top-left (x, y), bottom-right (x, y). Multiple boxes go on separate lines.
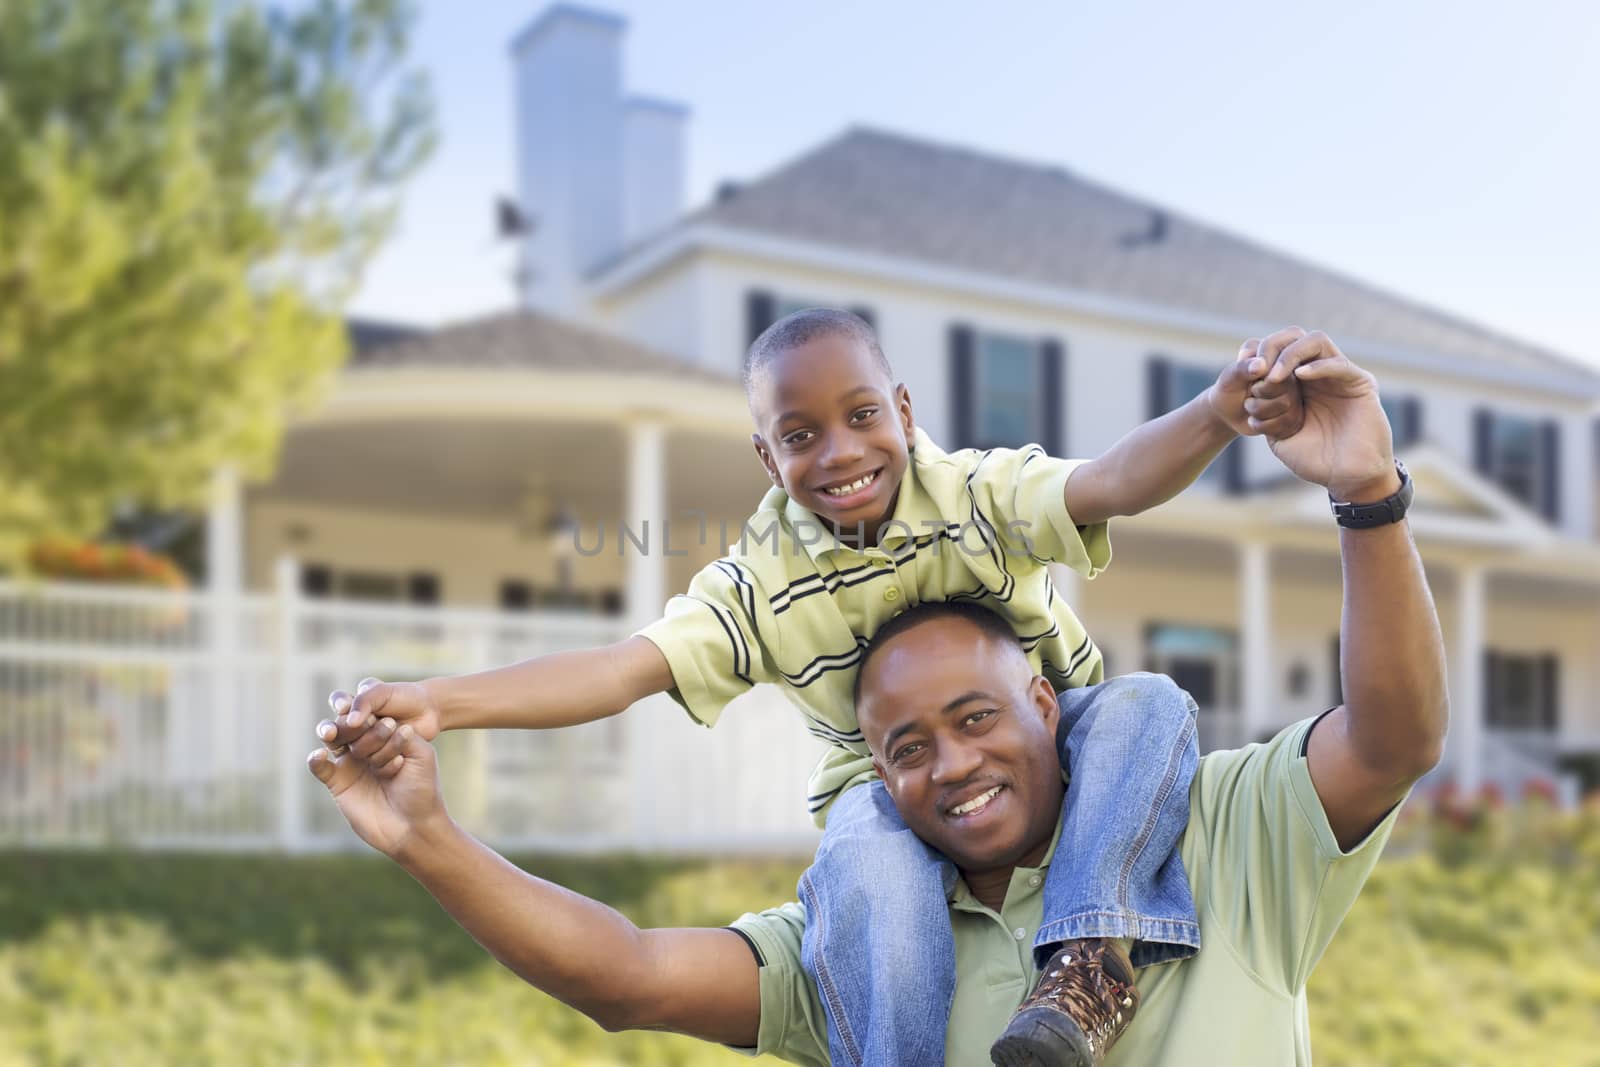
top-left (751, 434), bottom-right (783, 487)
top-left (895, 383), bottom-right (915, 443)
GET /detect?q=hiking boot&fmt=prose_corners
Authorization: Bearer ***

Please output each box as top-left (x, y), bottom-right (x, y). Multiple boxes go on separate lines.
top-left (989, 938), bottom-right (1139, 1067)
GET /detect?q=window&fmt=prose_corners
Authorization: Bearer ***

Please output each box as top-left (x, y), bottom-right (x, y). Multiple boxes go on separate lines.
top-left (976, 333), bottom-right (1045, 449)
top-left (949, 324), bottom-right (1064, 452)
top-left (745, 289), bottom-right (877, 348)
top-left (1147, 356), bottom-right (1243, 490)
top-left (1485, 651), bottom-right (1558, 732)
top-left (1379, 394), bottom-right (1423, 448)
top-left (500, 580), bottom-right (533, 611)
top-left (1143, 624), bottom-right (1238, 714)
top-left (1475, 409), bottom-right (1560, 520)
top-left (337, 571), bottom-right (402, 602)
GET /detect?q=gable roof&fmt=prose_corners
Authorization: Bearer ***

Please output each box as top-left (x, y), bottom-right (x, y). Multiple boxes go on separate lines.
top-left (348, 308), bottom-right (736, 384)
top-left (687, 127), bottom-right (1598, 389)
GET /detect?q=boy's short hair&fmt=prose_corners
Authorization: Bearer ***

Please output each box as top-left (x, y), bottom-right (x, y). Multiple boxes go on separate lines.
top-left (853, 601), bottom-right (1023, 705)
top-left (744, 308), bottom-right (894, 406)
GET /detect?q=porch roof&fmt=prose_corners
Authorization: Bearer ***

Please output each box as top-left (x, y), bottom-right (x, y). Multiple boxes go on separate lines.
top-left (349, 308), bottom-right (735, 385)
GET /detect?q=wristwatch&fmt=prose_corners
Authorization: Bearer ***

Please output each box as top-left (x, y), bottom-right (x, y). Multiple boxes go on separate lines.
top-left (1329, 460), bottom-right (1412, 528)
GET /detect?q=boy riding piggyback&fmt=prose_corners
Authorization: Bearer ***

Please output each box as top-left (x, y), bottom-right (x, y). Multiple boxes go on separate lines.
top-left (322, 309), bottom-right (1303, 1066)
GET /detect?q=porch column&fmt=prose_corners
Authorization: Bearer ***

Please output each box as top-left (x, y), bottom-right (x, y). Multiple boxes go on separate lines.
top-left (208, 466), bottom-right (242, 802)
top-left (624, 421), bottom-right (667, 848)
top-left (1453, 564), bottom-right (1486, 793)
top-left (625, 420), bottom-right (667, 630)
top-left (1048, 563), bottom-right (1083, 624)
top-left (1239, 540), bottom-right (1272, 746)
top-left (207, 465), bottom-right (243, 596)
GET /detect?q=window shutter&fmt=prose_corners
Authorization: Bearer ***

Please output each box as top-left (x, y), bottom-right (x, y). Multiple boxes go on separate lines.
top-left (746, 290), bottom-right (777, 348)
top-left (848, 305), bottom-right (876, 330)
top-left (1538, 654), bottom-right (1560, 731)
top-left (1146, 356), bottom-right (1171, 420)
top-left (1040, 338), bottom-right (1065, 455)
top-left (1329, 635), bottom-right (1343, 706)
top-left (1483, 649), bottom-right (1501, 728)
top-left (1403, 397), bottom-right (1423, 447)
top-left (1472, 408), bottom-right (1494, 474)
top-left (1222, 440), bottom-right (1246, 494)
top-left (949, 323), bottom-right (975, 449)
top-left (1541, 419), bottom-right (1562, 523)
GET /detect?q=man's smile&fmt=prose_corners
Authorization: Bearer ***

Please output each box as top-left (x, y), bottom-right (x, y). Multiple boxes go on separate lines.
top-left (942, 782), bottom-right (1008, 824)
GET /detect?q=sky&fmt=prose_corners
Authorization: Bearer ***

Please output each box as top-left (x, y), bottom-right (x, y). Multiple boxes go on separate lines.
top-left (350, 0), bottom-right (1600, 369)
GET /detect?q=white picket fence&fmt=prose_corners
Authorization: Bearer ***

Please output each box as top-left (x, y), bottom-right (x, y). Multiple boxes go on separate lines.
top-left (0, 562), bottom-right (826, 854)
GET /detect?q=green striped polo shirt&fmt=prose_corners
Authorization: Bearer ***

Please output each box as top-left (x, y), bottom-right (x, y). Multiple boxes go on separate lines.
top-left (637, 428), bottom-right (1111, 825)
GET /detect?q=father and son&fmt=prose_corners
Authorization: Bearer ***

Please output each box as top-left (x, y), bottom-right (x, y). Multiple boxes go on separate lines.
top-left (311, 311), bottom-right (1448, 1066)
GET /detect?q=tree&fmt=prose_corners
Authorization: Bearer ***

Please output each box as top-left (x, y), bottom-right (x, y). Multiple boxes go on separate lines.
top-left (0, 0), bottom-right (435, 567)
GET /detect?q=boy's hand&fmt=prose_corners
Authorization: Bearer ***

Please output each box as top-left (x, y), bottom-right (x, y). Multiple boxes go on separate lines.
top-left (307, 720), bottom-right (450, 860)
top-left (319, 677), bottom-right (443, 750)
top-left (1208, 335), bottom-right (1305, 439)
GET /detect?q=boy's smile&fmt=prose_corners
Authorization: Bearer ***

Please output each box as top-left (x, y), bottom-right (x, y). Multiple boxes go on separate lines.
top-left (749, 332), bottom-right (916, 544)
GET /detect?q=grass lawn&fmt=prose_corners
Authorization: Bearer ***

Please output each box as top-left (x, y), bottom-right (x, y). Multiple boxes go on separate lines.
top-left (3, 800), bottom-right (1597, 1065)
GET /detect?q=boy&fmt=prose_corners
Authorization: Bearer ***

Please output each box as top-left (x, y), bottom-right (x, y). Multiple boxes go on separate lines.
top-left (323, 310), bottom-right (1302, 1066)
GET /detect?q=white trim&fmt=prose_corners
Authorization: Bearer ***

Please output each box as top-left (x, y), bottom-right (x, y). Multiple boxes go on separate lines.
top-left (312, 367), bottom-right (750, 434)
top-left (589, 223), bottom-right (1600, 399)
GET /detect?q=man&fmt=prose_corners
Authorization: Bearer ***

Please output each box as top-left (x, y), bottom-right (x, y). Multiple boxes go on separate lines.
top-left (309, 328), bottom-right (1447, 1065)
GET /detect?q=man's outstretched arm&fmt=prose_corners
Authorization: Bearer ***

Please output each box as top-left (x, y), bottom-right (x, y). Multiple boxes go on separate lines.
top-left (1256, 331), bottom-right (1448, 849)
top-left (306, 731), bottom-right (761, 1046)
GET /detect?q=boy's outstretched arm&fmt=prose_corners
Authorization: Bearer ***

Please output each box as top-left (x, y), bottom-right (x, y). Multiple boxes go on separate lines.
top-left (1062, 330), bottom-right (1306, 525)
top-left (323, 636), bottom-right (675, 743)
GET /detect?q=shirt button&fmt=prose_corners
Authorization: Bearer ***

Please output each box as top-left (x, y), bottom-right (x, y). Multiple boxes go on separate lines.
top-left (1028, 875), bottom-right (1042, 887)
top-left (1013, 927), bottom-right (1027, 941)
top-left (884, 587), bottom-right (901, 602)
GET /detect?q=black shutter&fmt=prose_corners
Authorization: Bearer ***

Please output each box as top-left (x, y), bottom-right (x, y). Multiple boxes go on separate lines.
top-left (1222, 440), bottom-right (1246, 494)
top-left (949, 323), bottom-right (976, 449)
top-left (1538, 654), bottom-right (1559, 731)
top-left (1402, 397), bottom-right (1423, 447)
top-left (1330, 635), bottom-right (1343, 706)
top-left (1473, 408), bottom-right (1494, 475)
top-left (848, 305), bottom-right (876, 330)
top-left (1484, 649), bottom-right (1501, 728)
top-left (1540, 419), bottom-right (1561, 523)
top-left (1147, 356), bottom-right (1171, 420)
top-left (745, 289), bottom-right (777, 348)
top-left (1040, 337), bottom-right (1065, 455)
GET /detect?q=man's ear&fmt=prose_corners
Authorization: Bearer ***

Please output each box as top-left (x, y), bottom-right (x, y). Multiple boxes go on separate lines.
top-left (1030, 674), bottom-right (1060, 735)
top-left (895, 383), bottom-right (915, 444)
top-left (751, 434), bottom-right (783, 488)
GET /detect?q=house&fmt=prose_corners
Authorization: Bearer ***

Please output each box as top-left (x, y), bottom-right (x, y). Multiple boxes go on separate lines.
top-left (5, 3), bottom-right (1596, 852)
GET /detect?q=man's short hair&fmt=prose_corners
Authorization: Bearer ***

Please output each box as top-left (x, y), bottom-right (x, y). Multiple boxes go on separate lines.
top-left (744, 308), bottom-right (893, 405)
top-left (853, 601), bottom-right (1023, 705)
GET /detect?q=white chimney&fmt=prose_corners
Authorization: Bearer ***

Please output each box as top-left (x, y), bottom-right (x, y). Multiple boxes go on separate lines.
top-left (510, 5), bottom-right (625, 314)
top-left (622, 96), bottom-right (688, 247)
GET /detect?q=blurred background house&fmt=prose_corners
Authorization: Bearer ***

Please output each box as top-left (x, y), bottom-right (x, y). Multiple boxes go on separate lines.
top-left (5, 3), bottom-right (1598, 855)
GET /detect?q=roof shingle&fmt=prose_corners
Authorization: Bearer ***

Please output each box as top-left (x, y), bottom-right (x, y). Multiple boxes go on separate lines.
top-left (692, 127), bottom-right (1597, 388)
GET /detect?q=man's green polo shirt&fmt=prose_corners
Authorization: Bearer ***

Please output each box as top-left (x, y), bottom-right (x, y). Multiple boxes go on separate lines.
top-left (728, 717), bottom-right (1403, 1066)
top-left (638, 429), bottom-right (1111, 825)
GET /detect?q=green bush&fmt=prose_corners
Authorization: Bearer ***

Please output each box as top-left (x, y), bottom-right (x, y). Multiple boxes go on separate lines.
top-left (3, 800), bottom-right (1598, 1065)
